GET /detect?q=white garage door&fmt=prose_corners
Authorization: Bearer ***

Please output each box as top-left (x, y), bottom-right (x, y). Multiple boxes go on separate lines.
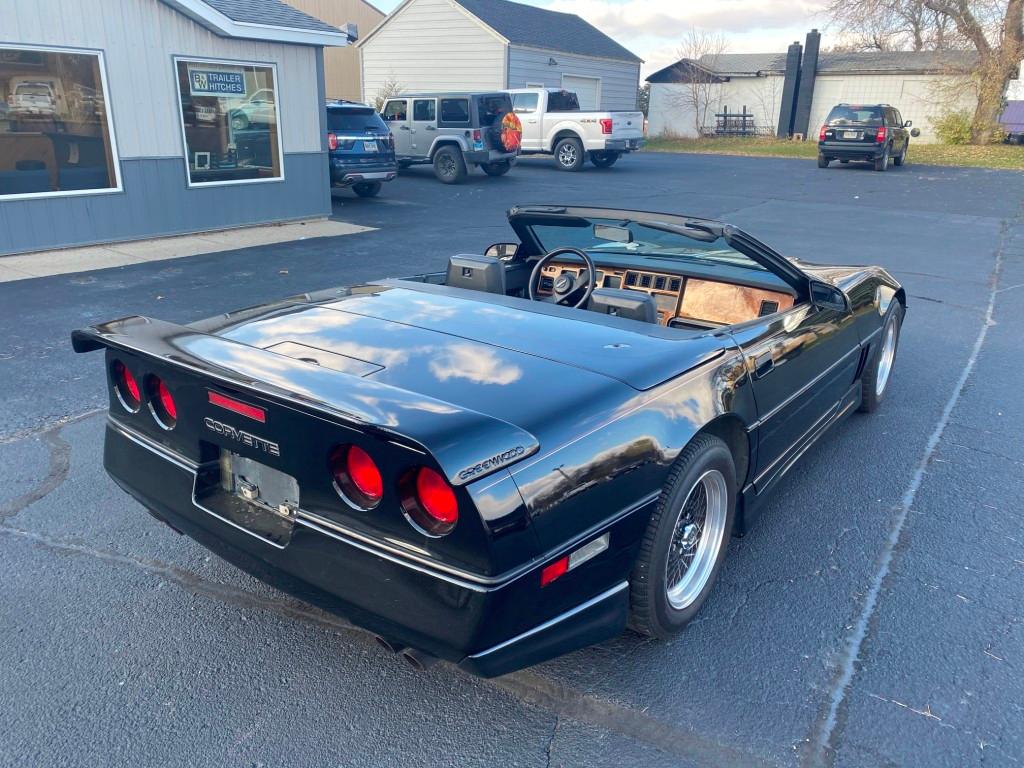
top-left (562, 75), bottom-right (601, 110)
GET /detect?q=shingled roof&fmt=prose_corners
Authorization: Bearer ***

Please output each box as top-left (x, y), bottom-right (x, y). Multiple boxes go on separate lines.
top-left (201, 0), bottom-right (342, 34)
top-left (649, 49), bottom-right (978, 82)
top-left (451, 0), bottom-right (641, 63)
top-left (161, 0), bottom-right (348, 45)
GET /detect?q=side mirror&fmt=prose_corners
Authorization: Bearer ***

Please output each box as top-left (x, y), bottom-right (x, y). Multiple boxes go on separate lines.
top-left (903, 120), bottom-right (913, 127)
top-left (485, 242), bottom-right (519, 260)
top-left (810, 281), bottom-right (849, 313)
top-left (910, 127), bottom-right (921, 138)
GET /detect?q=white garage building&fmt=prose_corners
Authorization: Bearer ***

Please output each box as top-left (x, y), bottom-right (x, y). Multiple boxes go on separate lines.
top-left (358, 0), bottom-right (642, 111)
top-left (648, 42), bottom-right (978, 144)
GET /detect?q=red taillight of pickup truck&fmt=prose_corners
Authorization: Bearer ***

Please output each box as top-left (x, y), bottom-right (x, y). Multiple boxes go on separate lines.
top-left (599, 118), bottom-right (613, 135)
top-left (328, 132), bottom-right (338, 151)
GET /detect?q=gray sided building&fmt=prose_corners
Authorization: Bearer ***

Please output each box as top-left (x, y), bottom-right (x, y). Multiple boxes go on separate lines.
top-left (1, 0), bottom-right (349, 256)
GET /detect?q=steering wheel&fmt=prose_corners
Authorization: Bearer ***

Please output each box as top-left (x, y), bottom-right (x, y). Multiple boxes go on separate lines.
top-left (527, 247), bottom-right (598, 309)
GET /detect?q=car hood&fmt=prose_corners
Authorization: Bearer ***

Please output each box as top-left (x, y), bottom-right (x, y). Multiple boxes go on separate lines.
top-left (211, 283), bottom-right (726, 446)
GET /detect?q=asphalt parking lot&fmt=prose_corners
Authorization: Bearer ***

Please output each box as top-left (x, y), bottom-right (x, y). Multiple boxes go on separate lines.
top-left (1, 151), bottom-right (1022, 767)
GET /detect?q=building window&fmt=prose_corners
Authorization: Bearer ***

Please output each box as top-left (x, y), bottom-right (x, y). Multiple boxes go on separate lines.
top-left (174, 58), bottom-right (283, 186)
top-left (0, 45), bottom-right (120, 200)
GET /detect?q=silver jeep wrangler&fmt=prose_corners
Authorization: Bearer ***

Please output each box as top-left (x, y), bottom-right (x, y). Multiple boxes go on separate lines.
top-left (380, 92), bottom-right (518, 183)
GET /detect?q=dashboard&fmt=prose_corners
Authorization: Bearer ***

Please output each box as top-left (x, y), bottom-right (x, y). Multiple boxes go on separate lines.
top-left (537, 262), bottom-right (795, 326)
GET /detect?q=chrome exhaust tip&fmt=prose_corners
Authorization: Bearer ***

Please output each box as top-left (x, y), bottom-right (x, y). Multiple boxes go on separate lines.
top-left (374, 635), bottom-right (407, 654)
top-left (400, 647), bottom-right (439, 672)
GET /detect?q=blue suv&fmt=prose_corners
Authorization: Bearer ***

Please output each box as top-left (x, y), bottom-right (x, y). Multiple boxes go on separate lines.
top-left (327, 101), bottom-right (398, 197)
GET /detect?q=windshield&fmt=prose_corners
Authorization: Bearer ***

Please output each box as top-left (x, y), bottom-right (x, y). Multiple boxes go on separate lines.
top-left (17, 85), bottom-right (52, 96)
top-left (826, 105), bottom-right (883, 125)
top-left (526, 217), bottom-right (769, 273)
top-left (328, 108), bottom-right (386, 132)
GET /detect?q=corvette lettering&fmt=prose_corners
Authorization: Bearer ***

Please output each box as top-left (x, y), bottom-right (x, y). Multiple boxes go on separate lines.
top-left (458, 445), bottom-right (526, 481)
top-left (203, 417), bottom-right (280, 456)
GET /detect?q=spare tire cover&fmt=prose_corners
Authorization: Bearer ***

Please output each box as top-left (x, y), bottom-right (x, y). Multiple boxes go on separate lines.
top-left (500, 112), bottom-right (523, 152)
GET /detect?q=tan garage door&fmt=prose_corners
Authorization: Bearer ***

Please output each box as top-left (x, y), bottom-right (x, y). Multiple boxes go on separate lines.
top-left (562, 75), bottom-right (601, 110)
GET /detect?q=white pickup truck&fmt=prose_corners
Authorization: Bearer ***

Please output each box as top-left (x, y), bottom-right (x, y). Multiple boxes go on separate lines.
top-left (507, 88), bottom-right (645, 171)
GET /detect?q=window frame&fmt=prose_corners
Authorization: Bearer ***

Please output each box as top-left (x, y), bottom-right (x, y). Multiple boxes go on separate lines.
top-left (0, 42), bottom-right (123, 202)
top-left (438, 98), bottom-right (471, 126)
top-left (412, 98), bottom-right (436, 123)
top-left (172, 55), bottom-right (285, 189)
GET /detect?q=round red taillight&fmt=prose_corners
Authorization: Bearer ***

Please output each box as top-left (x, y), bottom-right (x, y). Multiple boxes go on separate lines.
top-left (147, 375), bottom-right (177, 429)
top-left (401, 466), bottom-right (458, 536)
top-left (111, 359), bottom-right (141, 411)
top-left (330, 445), bottom-right (383, 509)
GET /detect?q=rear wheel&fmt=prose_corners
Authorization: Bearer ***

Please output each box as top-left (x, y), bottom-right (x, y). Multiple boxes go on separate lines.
top-left (629, 434), bottom-right (736, 638)
top-left (230, 112), bottom-right (249, 131)
top-left (590, 150), bottom-right (620, 168)
top-left (817, 153), bottom-right (830, 168)
top-left (874, 145), bottom-right (890, 172)
top-left (893, 142), bottom-right (908, 167)
top-left (481, 160), bottom-right (511, 177)
top-left (554, 137), bottom-right (585, 171)
top-left (432, 146), bottom-right (467, 184)
top-left (353, 181), bottom-right (382, 198)
top-left (859, 302), bottom-right (903, 413)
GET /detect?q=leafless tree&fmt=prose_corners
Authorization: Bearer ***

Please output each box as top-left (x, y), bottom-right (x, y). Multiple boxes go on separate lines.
top-left (825, 0), bottom-right (1022, 142)
top-left (666, 28), bottom-right (728, 136)
top-left (751, 75), bottom-right (784, 133)
top-left (371, 75), bottom-right (404, 112)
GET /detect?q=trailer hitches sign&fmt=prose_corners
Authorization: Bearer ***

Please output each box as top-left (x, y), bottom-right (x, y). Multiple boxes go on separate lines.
top-left (188, 68), bottom-right (245, 97)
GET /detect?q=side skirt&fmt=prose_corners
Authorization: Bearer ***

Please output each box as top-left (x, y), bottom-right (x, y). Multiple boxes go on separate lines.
top-left (736, 380), bottom-right (862, 533)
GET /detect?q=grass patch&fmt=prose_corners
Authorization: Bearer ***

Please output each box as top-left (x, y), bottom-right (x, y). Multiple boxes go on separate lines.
top-left (643, 136), bottom-right (1024, 170)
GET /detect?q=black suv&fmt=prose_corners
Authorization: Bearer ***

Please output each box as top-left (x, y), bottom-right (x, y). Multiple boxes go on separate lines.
top-left (818, 104), bottom-right (920, 171)
top-left (326, 101), bottom-right (398, 197)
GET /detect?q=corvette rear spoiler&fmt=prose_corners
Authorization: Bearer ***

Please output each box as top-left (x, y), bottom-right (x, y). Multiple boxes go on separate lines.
top-left (72, 316), bottom-right (539, 486)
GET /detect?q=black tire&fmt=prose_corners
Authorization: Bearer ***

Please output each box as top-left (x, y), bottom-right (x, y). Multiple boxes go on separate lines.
top-left (230, 112), bottom-right (249, 131)
top-left (397, 160), bottom-right (413, 170)
top-left (432, 146), bottom-right (467, 184)
top-left (873, 145), bottom-right (890, 172)
top-left (352, 181), bottom-right (382, 198)
top-left (481, 160), bottom-right (511, 177)
top-left (893, 142), bottom-right (908, 167)
top-left (590, 151), bottom-right (620, 168)
top-left (554, 137), bottom-right (585, 171)
top-left (629, 434), bottom-right (736, 639)
top-left (817, 153), bottom-right (830, 168)
top-left (859, 302), bottom-right (903, 413)
top-left (839, 158), bottom-right (850, 164)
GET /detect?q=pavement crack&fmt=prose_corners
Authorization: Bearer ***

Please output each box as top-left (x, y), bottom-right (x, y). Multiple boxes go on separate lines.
top-left (0, 429), bottom-right (71, 521)
top-left (543, 715), bottom-right (559, 768)
top-left (0, 407), bottom-right (104, 445)
top-left (0, 524), bottom-right (357, 635)
top-left (493, 670), bottom-right (778, 767)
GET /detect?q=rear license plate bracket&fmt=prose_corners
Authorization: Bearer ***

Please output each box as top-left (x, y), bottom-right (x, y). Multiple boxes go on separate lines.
top-left (193, 449), bottom-right (300, 547)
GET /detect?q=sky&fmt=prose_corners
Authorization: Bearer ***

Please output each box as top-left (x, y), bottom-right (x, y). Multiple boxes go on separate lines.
top-left (370, 0), bottom-right (830, 76)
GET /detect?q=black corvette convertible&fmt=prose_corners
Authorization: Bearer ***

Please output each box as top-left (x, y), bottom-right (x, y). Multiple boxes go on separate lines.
top-left (72, 206), bottom-right (905, 677)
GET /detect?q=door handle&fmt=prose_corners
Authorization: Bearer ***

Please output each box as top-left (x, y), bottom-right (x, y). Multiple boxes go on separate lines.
top-left (754, 351), bottom-right (774, 379)
top-left (425, 125), bottom-right (436, 131)
top-left (399, 125), bottom-right (411, 131)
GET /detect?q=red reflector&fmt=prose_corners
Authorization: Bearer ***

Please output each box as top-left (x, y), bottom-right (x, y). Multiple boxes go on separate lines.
top-left (208, 391), bottom-right (266, 422)
top-left (156, 379), bottom-right (176, 421)
top-left (328, 132), bottom-right (338, 151)
top-left (599, 118), bottom-right (613, 134)
top-left (819, 124), bottom-right (827, 141)
top-left (540, 556), bottom-right (569, 587)
top-left (472, 129), bottom-right (482, 142)
top-left (876, 126), bottom-right (886, 143)
top-left (416, 467), bottom-right (458, 524)
top-left (346, 445), bottom-right (383, 502)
